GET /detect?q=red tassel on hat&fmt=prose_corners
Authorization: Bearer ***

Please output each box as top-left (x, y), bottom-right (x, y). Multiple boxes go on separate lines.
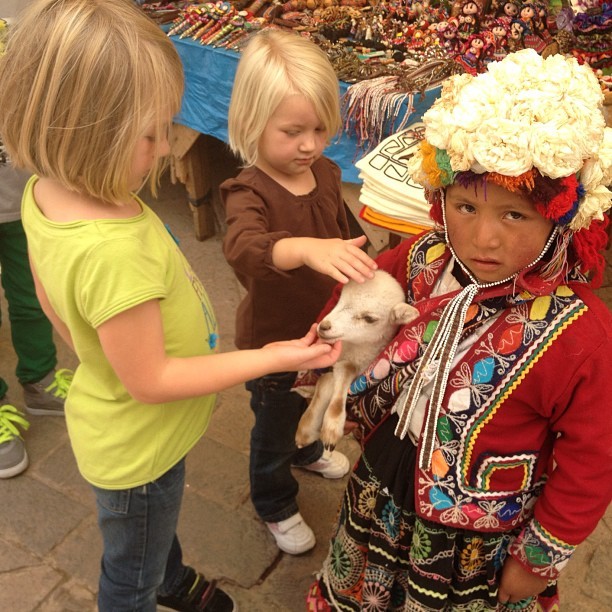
top-left (535, 175), bottom-right (579, 221)
top-left (572, 216), bottom-right (609, 288)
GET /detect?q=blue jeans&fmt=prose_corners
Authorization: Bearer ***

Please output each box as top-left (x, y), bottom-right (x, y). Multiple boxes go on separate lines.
top-left (246, 372), bottom-right (324, 523)
top-left (92, 458), bottom-right (191, 611)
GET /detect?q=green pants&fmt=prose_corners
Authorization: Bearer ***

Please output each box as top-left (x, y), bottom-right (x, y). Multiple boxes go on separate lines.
top-left (0, 219), bottom-right (56, 398)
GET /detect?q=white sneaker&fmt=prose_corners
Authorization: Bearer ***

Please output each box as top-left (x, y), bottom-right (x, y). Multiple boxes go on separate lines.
top-left (266, 512), bottom-right (316, 555)
top-left (294, 449), bottom-right (350, 479)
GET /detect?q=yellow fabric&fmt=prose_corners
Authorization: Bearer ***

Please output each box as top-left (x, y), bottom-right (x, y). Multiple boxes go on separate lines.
top-left (22, 176), bottom-right (217, 488)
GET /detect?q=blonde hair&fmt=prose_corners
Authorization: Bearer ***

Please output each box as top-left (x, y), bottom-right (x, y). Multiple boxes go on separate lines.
top-left (0, 0), bottom-right (184, 204)
top-left (228, 29), bottom-right (341, 167)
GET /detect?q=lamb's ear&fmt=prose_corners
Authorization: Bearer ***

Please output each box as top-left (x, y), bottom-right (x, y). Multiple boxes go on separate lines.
top-left (391, 302), bottom-right (419, 325)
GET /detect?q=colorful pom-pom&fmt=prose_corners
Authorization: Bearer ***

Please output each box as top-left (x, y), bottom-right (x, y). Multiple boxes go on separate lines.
top-left (421, 141), bottom-right (444, 189)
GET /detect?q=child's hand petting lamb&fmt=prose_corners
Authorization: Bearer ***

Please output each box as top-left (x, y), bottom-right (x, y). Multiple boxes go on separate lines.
top-left (272, 234), bottom-right (378, 285)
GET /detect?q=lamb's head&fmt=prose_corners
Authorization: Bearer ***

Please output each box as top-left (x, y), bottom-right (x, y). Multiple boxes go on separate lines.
top-left (317, 270), bottom-right (419, 350)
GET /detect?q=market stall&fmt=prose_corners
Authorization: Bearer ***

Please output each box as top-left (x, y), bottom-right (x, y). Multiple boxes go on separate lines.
top-left (138, 0), bottom-right (611, 243)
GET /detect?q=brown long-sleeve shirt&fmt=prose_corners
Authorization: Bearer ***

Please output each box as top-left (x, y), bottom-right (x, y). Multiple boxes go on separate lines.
top-left (221, 156), bottom-right (350, 349)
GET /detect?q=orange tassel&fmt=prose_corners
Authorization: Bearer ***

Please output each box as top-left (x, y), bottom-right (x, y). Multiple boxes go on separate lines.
top-left (487, 169), bottom-right (536, 192)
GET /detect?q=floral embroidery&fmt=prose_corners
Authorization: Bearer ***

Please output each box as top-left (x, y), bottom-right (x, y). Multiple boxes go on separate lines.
top-left (409, 245), bottom-right (446, 287)
top-left (460, 537), bottom-right (486, 571)
top-left (357, 483), bottom-right (378, 517)
top-left (381, 499), bottom-right (401, 540)
top-left (409, 520), bottom-right (432, 559)
top-left (330, 538), bottom-right (352, 580)
top-left (449, 362), bottom-right (494, 408)
top-left (508, 519), bottom-right (575, 579)
top-left (361, 580), bottom-right (390, 611)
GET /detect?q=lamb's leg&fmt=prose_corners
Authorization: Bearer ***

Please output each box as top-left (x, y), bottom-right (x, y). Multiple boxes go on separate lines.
top-left (295, 372), bottom-right (334, 448)
top-left (320, 362), bottom-right (358, 450)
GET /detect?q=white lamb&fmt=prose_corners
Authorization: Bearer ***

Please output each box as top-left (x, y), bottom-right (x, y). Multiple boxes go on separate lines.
top-left (295, 270), bottom-right (419, 450)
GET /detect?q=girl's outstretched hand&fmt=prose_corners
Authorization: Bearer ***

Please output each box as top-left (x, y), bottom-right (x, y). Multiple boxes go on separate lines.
top-left (498, 555), bottom-right (549, 605)
top-left (263, 324), bottom-right (342, 371)
top-left (302, 235), bottom-right (377, 284)
top-left (273, 235), bottom-right (377, 284)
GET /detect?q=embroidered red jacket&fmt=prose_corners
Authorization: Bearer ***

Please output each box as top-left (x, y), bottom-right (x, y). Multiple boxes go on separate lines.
top-left (313, 231), bottom-right (612, 579)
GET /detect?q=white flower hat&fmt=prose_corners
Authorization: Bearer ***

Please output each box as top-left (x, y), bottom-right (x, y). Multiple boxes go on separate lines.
top-left (408, 49), bottom-right (611, 230)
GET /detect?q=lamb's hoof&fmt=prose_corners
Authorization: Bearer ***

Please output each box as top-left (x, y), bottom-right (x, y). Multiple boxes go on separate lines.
top-left (295, 433), bottom-right (317, 449)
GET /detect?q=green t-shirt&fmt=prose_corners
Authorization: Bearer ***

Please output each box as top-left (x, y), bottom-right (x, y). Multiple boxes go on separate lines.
top-left (22, 176), bottom-right (218, 488)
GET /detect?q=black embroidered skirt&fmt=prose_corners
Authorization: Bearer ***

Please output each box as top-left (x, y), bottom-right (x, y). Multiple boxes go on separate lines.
top-left (311, 415), bottom-right (558, 611)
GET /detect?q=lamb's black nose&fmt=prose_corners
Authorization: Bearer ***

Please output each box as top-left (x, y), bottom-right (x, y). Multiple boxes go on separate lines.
top-left (318, 320), bottom-right (331, 332)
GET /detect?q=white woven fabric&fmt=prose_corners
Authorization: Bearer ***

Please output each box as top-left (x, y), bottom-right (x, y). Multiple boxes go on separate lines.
top-left (355, 123), bottom-right (434, 229)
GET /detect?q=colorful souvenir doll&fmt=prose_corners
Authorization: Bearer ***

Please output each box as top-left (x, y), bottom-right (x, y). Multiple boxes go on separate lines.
top-left (488, 18), bottom-right (509, 61)
top-left (456, 32), bottom-right (488, 73)
top-left (457, 0), bottom-right (481, 40)
top-left (496, 0), bottom-right (519, 27)
top-left (508, 17), bottom-right (527, 51)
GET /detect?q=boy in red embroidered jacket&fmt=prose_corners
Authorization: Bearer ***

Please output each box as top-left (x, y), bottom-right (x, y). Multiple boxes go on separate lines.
top-left (304, 49), bottom-right (612, 611)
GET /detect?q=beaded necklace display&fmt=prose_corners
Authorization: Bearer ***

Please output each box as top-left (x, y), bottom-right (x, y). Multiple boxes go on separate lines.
top-left (393, 191), bottom-right (559, 470)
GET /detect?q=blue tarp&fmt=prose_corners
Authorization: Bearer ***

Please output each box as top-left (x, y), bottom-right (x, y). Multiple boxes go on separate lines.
top-left (170, 34), bottom-right (441, 184)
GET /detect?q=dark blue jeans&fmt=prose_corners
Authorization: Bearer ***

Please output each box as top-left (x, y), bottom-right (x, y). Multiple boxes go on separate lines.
top-left (92, 458), bottom-right (191, 611)
top-left (246, 372), bottom-right (324, 523)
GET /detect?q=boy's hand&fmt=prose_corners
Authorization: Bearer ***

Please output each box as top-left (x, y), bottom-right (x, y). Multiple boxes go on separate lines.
top-left (498, 555), bottom-right (549, 605)
top-left (264, 324), bottom-right (342, 371)
top-left (302, 236), bottom-right (377, 284)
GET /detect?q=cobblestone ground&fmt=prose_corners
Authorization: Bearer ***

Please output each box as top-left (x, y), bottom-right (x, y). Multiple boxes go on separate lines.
top-left (0, 177), bottom-right (610, 611)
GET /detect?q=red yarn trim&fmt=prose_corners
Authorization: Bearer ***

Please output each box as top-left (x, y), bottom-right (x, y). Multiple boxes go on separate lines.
top-left (306, 581), bottom-right (332, 612)
top-left (428, 190), bottom-right (444, 226)
top-left (572, 215), bottom-right (610, 288)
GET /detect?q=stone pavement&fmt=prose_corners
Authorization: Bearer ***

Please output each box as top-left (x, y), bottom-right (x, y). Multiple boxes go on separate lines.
top-left (0, 176), bottom-right (610, 611)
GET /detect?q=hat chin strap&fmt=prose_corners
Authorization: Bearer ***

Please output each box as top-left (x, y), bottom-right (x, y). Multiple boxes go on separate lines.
top-left (394, 191), bottom-right (558, 469)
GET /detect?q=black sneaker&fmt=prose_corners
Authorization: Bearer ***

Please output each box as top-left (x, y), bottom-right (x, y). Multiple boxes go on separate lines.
top-left (157, 567), bottom-right (237, 612)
